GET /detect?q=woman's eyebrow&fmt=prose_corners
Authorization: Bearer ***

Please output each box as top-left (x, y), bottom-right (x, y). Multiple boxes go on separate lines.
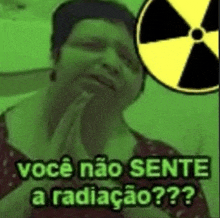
top-left (77, 36), bottom-right (105, 42)
top-left (80, 36), bottom-right (134, 52)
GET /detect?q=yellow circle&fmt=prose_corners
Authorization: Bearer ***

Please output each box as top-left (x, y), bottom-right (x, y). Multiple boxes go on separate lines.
top-left (136, 0), bottom-right (219, 94)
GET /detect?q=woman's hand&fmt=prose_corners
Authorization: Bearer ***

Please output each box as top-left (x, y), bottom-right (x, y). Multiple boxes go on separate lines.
top-left (46, 90), bottom-right (95, 162)
top-left (52, 89), bottom-right (122, 188)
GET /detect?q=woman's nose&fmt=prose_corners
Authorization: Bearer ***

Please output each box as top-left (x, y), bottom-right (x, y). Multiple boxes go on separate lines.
top-left (101, 47), bottom-right (122, 75)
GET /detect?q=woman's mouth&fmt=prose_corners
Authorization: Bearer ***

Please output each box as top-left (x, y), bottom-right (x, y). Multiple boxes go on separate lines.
top-left (89, 75), bottom-right (116, 91)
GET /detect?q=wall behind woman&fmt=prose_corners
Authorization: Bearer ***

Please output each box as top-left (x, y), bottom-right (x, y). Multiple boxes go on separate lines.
top-left (0, 1), bottom-right (219, 216)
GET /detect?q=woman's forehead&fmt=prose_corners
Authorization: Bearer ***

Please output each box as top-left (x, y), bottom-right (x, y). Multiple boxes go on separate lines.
top-left (66, 19), bottom-right (134, 49)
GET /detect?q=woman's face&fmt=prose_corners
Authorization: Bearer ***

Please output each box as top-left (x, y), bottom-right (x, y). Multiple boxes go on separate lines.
top-left (53, 18), bottom-right (144, 110)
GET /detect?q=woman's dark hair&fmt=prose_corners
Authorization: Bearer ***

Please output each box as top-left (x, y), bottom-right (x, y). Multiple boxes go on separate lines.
top-left (51, 0), bottom-right (148, 96)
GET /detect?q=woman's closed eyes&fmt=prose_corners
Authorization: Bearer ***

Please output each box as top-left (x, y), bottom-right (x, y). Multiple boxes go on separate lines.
top-left (80, 41), bottom-right (105, 51)
top-left (70, 39), bottom-right (140, 72)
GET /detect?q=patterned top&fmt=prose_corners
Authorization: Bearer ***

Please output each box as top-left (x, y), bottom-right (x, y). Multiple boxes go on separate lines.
top-left (0, 112), bottom-right (210, 218)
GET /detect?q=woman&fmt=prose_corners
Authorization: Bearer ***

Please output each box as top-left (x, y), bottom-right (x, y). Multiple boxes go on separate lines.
top-left (0, 0), bottom-right (211, 217)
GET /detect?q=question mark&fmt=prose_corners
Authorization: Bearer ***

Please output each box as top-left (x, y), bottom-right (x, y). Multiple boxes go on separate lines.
top-left (152, 186), bottom-right (166, 206)
top-left (167, 186), bottom-right (180, 205)
top-left (182, 186), bottom-right (196, 205)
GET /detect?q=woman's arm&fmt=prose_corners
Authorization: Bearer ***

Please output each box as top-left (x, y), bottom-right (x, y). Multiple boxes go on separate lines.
top-left (0, 179), bottom-right (51, 218)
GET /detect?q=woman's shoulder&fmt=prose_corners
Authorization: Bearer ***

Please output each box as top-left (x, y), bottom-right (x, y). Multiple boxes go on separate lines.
top-left (130, 129), bottom-right (182, 157)
top-left (128, 129), bottom-right (211, 218)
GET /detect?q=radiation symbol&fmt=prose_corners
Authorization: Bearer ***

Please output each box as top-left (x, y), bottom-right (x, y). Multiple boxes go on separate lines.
top-left (136, 0), bottom-right (219, 94)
